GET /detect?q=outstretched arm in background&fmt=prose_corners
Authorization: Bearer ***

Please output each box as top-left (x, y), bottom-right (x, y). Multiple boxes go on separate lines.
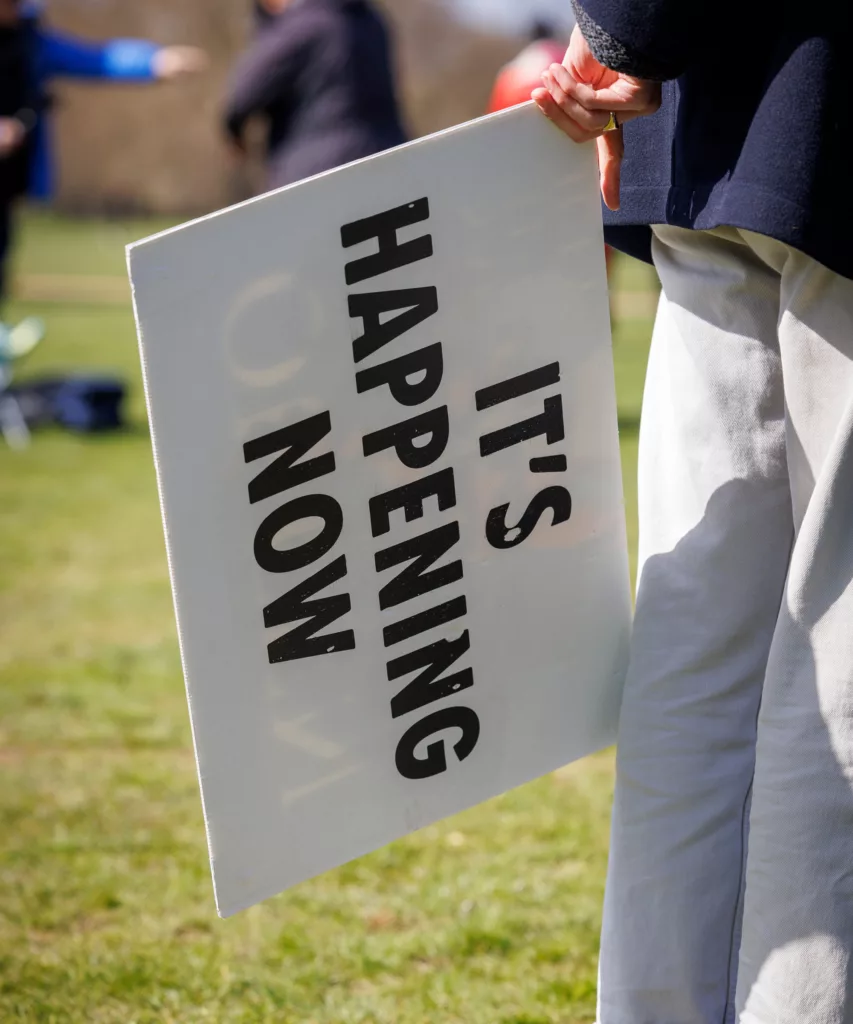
top-left (37, 30), bottom-right (206, 83)
top-left (24, 30), bottom-right (206, 201)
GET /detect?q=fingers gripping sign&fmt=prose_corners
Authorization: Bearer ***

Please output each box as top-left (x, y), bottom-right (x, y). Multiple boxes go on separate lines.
top-left (531, 25), bottom-right (661, 210)
top-left (535, 62), bottom-right (615, 142)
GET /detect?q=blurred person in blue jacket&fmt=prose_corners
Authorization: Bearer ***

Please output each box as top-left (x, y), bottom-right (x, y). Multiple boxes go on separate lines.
top-left (0, 0), bottom-right (205, 357)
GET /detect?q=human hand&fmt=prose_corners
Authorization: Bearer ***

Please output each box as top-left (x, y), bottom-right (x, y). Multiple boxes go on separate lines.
top-left (153, 45), bottom-right (209, 81)
top-left (531, 25), bottom-right (661, 210)
top-left (0, 117), bottom-right (26, 159)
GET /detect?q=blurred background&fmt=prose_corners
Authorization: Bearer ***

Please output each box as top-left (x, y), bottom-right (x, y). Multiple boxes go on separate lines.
top-left (0, 2), bottom-right (659, 1021)
top-left (48, 0), bottom-right (572, 215)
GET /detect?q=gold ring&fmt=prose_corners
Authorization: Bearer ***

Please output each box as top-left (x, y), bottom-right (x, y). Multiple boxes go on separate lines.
top-left (602, 112), bottom-right (620, 133)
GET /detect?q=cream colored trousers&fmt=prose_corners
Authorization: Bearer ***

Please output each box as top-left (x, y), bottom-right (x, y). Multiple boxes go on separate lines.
top-left (598, 225), bottom-right (853, 1024)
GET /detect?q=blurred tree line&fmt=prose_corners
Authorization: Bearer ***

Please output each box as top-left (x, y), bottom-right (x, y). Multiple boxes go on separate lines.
top-left (47, 0), bottom-right (520, 215)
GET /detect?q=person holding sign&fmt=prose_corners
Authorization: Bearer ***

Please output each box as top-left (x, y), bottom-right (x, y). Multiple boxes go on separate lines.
top-left (224, 0), bottom-right (407, 191)
top-left (534, 3), bottom-right (853, 1022)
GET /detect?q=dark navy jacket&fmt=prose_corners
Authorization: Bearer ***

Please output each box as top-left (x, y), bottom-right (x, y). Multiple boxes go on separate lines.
top-left (225, 0), bottom-right (406, 189)
top-left (575, 0), bottom-right (853, 280)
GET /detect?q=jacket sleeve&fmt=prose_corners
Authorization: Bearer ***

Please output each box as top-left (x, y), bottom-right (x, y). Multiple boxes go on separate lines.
top-left (223, 23), bottom-right (313, 141)
top-left (571, 0), bottom-right (712, 81)
top-left (38, 30), bottom-right (159, 81)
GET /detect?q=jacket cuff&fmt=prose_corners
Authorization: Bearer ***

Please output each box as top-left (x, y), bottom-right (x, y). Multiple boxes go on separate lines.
top-left (571, 0), bottom-right (681, 81)
top-left (102, 40), bottom-right (160, 80)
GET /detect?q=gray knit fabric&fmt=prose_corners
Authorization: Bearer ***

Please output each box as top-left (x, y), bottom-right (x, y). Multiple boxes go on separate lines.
top-left (571, 0), bottom-right (676, 81)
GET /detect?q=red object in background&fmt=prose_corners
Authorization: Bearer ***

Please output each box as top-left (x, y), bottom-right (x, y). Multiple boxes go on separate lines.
top-left (487, 40), bottom-right (567, 114)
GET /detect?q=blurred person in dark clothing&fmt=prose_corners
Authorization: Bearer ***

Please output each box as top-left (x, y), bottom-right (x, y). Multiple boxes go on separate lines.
top-left (224, 0), bottom-right (407, 191)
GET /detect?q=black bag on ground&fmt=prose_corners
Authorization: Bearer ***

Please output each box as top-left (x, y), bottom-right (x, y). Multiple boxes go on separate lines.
top-left (5, 375), bottom-right (126, 432)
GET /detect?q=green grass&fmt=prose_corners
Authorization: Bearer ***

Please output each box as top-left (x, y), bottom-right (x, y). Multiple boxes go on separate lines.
top-left (0, 211), bottom-right (652, 1023)
top-left (11, 209), bottom-right (178, 279)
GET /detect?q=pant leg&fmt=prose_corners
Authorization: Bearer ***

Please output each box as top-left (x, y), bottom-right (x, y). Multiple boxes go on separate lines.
top-left (598, 226), bottom-right (795, 1023)
top-left (735, 236), bottom-right (853, 1024)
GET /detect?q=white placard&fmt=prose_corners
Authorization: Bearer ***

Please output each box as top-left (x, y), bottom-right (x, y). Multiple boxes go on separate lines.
top-left (128, 103), bottom-right (631, 918)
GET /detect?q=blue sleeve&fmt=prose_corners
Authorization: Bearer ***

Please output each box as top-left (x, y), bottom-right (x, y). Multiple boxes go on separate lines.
top-left (38, 30), bottom-right (159, 81)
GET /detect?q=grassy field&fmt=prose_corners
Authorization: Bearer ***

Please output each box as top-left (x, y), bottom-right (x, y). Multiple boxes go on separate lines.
top-left (0, 211), bottom-right (654, 1023)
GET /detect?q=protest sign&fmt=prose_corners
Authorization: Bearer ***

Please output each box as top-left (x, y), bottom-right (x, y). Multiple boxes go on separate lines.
top-left (128, 103), bottom-right (631, 917)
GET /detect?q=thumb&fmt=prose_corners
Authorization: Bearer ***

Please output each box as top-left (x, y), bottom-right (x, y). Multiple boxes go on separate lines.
top-left (597, 130), bottom-right (624, 211)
